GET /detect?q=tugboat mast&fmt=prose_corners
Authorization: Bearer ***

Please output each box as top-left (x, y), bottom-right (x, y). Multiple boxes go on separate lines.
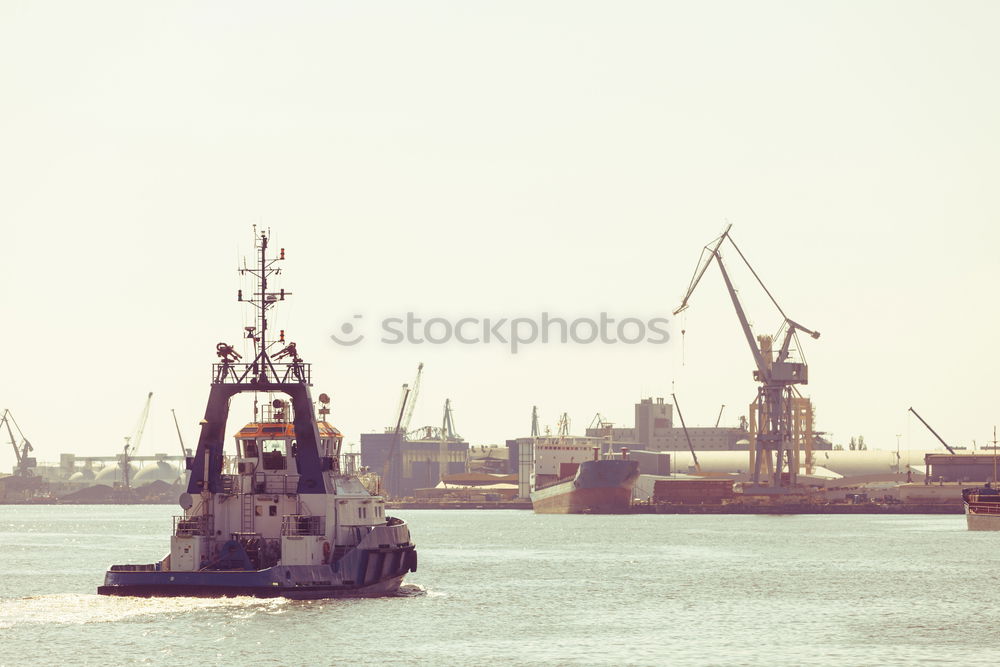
top-left (238, 228), bottom-right (291, 383)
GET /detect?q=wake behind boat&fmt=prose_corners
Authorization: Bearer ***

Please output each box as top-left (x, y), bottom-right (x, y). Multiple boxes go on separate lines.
top-left (98, 229), bottom-right (417, 598)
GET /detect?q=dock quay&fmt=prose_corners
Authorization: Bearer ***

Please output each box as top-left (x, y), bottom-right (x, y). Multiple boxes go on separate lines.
top-left (631, 502), bottom-right (962, 514)
top-left (387, 500), bottom-right (533, 510)
top-left (383, 500), bottom-right (962, 514)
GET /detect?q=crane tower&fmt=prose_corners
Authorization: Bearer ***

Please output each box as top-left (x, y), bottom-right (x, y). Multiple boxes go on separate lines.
top-left (674, 225), bottom-right (820, 490)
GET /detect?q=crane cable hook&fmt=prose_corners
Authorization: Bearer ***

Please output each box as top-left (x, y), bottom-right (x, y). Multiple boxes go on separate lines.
top-left (680, 312), bottom-right (687, 366)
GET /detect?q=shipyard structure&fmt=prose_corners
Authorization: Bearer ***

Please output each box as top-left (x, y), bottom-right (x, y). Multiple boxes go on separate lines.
top-left (359, 428), bottom-right (468, 498)
top-left (507, 396), bottom-right (834, 496)
top-left (583, 397), bottom-right (750, 451)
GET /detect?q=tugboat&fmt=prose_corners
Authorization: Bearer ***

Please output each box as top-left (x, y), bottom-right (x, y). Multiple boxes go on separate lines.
top-left (98, 230), bottom-right (417, 598)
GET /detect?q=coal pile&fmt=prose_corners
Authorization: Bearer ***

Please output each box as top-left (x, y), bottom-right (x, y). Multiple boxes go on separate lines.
top-left (57, 480), bottom-right (182, 504)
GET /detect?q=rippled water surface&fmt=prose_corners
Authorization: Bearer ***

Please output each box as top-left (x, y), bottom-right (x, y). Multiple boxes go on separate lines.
top-left (0, 506), bottom-right (996, 665)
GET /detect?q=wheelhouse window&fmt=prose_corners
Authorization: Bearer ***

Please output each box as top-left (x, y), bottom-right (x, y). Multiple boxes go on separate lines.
top-left (242, 439), bottom-right (259, 458)
top-left (261, 439), bottom-right (287, 470)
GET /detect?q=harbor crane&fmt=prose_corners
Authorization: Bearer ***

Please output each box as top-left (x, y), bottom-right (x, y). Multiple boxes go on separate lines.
top-left (588, 413), bottom-right (610, 431)
top-left (556, 412), bottom-right (571, 437)
top-left (1, 410), bottom-right (35, 477)
top-left (674, 224), bottom-right (820, 489)
top-left (402, 363), bottom-right (424, 438)
top-left (382, 363), bottom-right (423, 497)
top-left (587, 413), bottom-right (615, 457)
top-left (120, 392), bottom-right (153, 491)
top-left (442, 398), bottom-right (459, 440)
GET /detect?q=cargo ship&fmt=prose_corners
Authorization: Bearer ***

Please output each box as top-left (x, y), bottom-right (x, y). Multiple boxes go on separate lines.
top-left (530, 456), bottom-right (639, 514)
top-left (98, 229), bottom-right (417, 598)
top-left (962, 484), bottom-right (1000, 530)
top-left (528, 439), bottom-right (639, 514)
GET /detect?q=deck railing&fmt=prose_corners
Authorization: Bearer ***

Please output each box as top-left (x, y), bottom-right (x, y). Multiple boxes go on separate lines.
top-left (968, 501), bottom-right (1000, 516)
top-left (281, 514), bottom-right (325, 536)
top-left (174, 514), bottom-right (214, 536)
top-left (252, 473), bottom-right (300, 494)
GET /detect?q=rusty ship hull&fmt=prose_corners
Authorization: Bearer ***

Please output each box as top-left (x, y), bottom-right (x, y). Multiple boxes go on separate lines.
top-left (530, 459), bottom-right (639, 514)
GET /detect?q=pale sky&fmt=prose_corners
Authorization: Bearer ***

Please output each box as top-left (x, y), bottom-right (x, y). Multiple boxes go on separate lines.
top-left (2, 1), bottom-right (998, 472)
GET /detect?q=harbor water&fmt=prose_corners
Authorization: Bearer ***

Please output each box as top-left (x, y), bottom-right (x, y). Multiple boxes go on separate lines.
top-left (1, 506), bottom-right (996, 666)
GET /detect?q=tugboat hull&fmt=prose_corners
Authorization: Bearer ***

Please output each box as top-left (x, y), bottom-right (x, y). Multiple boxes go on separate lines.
top-left (99, 547), bottom-right (417, 599)
top-left (98, 576), bottom-right (407, 599)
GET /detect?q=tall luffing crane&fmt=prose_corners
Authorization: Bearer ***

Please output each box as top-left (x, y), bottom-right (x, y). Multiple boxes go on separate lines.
top-left (674, 225), bottom-right (820, 489)
top-left (382, 363), bottom-right (424, 497)
top-left (402, 363), bottom-right (424, 436)
top-left (120, 392), bottom-right (154, 490)
top-left (1, 410), bottom-right (35, 477)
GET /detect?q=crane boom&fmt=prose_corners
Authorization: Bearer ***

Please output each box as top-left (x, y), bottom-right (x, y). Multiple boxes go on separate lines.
top-left (674, 225), bottom-right (769, 375)
top-left (132, 392), bottom-right (154, 455)
top-left (714, 247), bottom-right (770, 376)
top-left (171, 409), bottom-right (187, 458)
top-left (909, 407), bottom-right (957, 455)
top-left (672, 393), bottom-right (701, 473)
top-left (674, 226), bottom-right (819, 383)
top-left (382, 385), bottom-right (412, 496)
top-left (401, 362), bottom-right (423, 434)
top-left (674, 224), bottom-right (731, 316)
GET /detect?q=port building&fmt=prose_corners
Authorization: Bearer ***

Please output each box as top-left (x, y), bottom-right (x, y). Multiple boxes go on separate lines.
top-left (359, 429), bottom-right (468, 498)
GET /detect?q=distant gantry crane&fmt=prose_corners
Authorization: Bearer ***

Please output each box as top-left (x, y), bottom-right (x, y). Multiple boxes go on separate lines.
top-left (674, 224), bottom-right (820, 490)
